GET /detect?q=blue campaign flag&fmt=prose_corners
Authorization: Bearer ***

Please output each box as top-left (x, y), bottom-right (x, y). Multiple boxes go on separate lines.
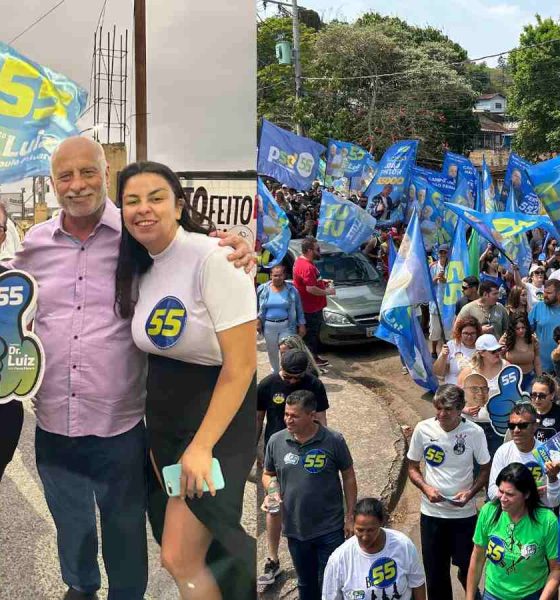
top-left (257, 177), bottom-right (291, 267)
top-left (442, 151), bottom-right (478, 196)
top-left (411, 175), bottom-right (452, 252)
top-left (325, 139), bottom-right (377, 194)
top-left (502, 153), bottom-right (540, 215)
top-left (388, 236), bottom-right (397, 273)
top-left (376, 210), bottom-right (438, 392)
top-left (482, 156), bottom-right (499, 213)
top-left (257, 119), bottom-right (326, 191)
top-left (365, 140), bottom-right (418, 214)
top-left (411, 165), bottom-right (455, 199)
top-left (526, 155), bottom-right (560, 237)
top-left (0, 43), bottom-right (87, 183)
top-left (317, 191), bottom-right (377, 253)
top-left (444, 175), bottom-right (474, 232)
top-left (445, 203), bottom-right (556, 260)
top-left (501, 186), bottom-right (532, 276)
top-left (441, 217), bottom-right (469, 333)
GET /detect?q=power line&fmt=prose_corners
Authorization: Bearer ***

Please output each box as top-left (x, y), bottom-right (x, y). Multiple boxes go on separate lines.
top-left (8, 0), bottom-right (65, 45)
top-left (301, 37), bottom-right (560, 82)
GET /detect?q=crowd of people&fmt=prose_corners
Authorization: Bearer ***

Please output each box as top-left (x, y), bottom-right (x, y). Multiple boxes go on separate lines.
top-left (255, 180), bottom-right (560, 600)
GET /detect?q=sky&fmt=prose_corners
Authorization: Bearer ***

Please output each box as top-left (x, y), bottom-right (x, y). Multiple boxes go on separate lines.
top-left (0, 0), bottom-right (256, 198)
top-left (261, 0), bottom-right (559, 66)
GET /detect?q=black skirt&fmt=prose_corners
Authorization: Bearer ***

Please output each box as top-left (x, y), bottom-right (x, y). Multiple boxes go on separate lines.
top-left (145, 354), bottom-right (256, 599)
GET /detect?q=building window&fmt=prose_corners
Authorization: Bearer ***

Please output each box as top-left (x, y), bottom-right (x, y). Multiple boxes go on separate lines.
top-left (495, 102), bottom-right (502, 109)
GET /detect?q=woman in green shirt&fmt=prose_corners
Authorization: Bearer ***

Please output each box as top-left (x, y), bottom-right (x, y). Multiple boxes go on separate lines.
top-left (466, 463), bottom-right (560, 600)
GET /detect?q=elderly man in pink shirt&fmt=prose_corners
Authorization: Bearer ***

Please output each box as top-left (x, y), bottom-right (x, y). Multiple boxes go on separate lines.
top-left (6, 136), bottom-right (250, 600)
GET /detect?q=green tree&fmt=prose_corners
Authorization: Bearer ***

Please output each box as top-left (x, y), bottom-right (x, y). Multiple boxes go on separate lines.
top-left (257, 12), bottom-right (480, 161)
top-left (509, 15), bottom-right (560, 159)
top-left (257, 16), bottom-right (317, 129)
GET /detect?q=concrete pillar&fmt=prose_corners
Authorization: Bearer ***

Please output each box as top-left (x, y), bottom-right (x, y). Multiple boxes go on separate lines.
top-left (102, 143), bottom-right (128, 202)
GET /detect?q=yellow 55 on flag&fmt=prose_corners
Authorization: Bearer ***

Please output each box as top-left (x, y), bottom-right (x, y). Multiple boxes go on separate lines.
top-left (0, 42), bottom-right (87, 184)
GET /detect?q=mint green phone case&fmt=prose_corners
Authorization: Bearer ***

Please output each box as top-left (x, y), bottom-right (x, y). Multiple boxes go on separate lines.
top-left (162, 458), bottom-right (225, 497)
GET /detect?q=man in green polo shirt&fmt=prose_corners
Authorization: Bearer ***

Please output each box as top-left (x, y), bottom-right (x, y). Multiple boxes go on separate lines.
top-left (263, 390), bottom-right (357, 600)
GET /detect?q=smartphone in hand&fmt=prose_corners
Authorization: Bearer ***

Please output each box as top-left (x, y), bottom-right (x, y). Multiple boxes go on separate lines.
top-left (162, 458), bottom-right (225, 497)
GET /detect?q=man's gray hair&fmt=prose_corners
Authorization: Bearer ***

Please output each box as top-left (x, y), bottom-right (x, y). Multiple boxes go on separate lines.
top-left (433, 384), bottom-right (466, 411)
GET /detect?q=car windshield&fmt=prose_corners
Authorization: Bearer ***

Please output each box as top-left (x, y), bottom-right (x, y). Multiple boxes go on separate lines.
top-left (315, 253), bottom-right (380, 285)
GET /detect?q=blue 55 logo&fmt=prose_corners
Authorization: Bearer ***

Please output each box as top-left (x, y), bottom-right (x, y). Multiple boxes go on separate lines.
top-left (367, 557), bottom-right (398, 589)
top-left (303, 449), bottom-right (327, 473)
top-left (424, 444), bottom-right (445, 466)
top-left (486, 536), bottom-right (505, 564)
top-left (145, 297), bottom-right (187, 350)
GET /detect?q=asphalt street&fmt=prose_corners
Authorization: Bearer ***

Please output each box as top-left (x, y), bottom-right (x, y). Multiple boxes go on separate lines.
top-left (0, 400), bottom-right (257, 600)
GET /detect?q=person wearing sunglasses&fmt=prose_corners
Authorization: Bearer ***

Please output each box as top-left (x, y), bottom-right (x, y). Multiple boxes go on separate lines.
top-left (466, 463), bottom-right (560, 600)
top-left (455, 276), bottom-right (480, 316)
top-left (519, 264), bottom-right (546, 310)
top-left (530, 375), bottom-right (560, 443)
top-left (488, 403), bottom-right (560, 508)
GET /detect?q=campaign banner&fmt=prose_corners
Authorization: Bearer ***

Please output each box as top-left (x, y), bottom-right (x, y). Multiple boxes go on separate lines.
top-left (0, 270), bottom-right (45, 403)
top-left (325, 139), bottom-right (377, 194)
top-left (376, 209), bottom-right (438, 392)
top-left (445, 203), bottom-right (556, 261)
top-left (481, 156), bottom-right (499, 213)
top-left (0, 42), bottom-right (87, 184)
top-left (257, 119), bottom-right (325, 191)
top-left (411, 165), bottom-right (456, 198)
top-left (365, 140), bottom-right (418, 213)
top-left (502, 153), bottom-right (540, 215)
top-left (411, 175), bottom-right (453, 251)
top-left (441, 217), bottom-right (469, 333)
top-left (317, 191), bottom-right (377, 253)
top-left (533, 431), bottom-right (560, 467)
top-left (526, 155), bottom-right (560, 236)
top-left (442, 151), bottom-right (478, 197)
top-left (178, 171), bottom-right (257, 247)
top-left (486, 365), bottom-right (529, 436)
top-left (257, 177), bottom-right (291, 267)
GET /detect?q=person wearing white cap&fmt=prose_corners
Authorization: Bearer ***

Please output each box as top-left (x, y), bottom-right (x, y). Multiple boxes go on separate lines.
top-left (512, 263), bottom-right (545, 310)
top-left (457, 334), bottom-right (509, 459)
top-left (457, 334), bottom-right (509, 398)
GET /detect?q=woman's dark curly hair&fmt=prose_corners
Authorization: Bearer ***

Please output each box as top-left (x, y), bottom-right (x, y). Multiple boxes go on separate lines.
top-left (503, 313), bottom-right (533, 351)
top-left (114, 161), bottom-right (214, 318)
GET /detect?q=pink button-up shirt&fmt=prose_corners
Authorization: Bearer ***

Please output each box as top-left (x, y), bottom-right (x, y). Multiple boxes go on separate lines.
top-left (8, 200), bottom-right (146, 437)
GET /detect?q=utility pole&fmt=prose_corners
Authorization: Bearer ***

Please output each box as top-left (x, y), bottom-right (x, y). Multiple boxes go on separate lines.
top-left (291, 0), bottom-right (303, 135)
top-left (264, 0), bottom-right (303, 135)
top-left (134, 0), bottom-right (147, 161)
top-left (20, 187), bottom-right (25, 219)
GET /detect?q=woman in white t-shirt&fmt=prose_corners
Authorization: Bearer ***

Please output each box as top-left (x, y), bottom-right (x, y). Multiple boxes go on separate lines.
top-left (432, 316), bottom-right (481, 384)
top-left (323, 497), bottom-right (426, 600)
top-left (513, 263), bottom-right (545, 311)
top-left (115, 162), bottom-right (256, 600)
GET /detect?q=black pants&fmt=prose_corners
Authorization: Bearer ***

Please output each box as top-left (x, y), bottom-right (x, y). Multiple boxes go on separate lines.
top-left (0, 400), bottom-right (24, 481)
top-left (420, 513), bottom-right (479, 600)
top-left (304, 310), bottom-right (323, 356)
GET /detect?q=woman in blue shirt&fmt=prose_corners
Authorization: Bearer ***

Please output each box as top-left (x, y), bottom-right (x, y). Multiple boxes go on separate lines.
top-left (257, 265), bottom-right (306, 372)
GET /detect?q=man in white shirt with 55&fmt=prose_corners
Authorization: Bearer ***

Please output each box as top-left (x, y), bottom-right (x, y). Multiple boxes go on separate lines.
top-left (407, 384), bottom-right (490, 600)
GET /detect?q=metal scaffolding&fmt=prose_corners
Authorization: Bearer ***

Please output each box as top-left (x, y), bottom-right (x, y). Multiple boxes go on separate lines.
top-left (92, 25), bottom-right (129, 144)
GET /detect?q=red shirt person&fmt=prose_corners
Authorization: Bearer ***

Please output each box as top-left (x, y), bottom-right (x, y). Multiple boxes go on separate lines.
top-left (292, 237), bottom-right (335, 366)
